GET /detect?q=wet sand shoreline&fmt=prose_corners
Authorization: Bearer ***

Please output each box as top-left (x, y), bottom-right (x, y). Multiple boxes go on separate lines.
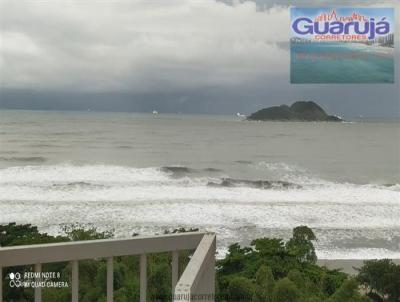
top-left (318, 259), bottom-right (400, 275)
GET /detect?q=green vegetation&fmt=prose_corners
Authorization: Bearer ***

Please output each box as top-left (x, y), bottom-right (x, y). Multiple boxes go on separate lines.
top-left (1, 223), bottom-right (399, 301)
top-left (216, 226), bottom-right (362, 302)
top-left (356, 259), bottom-right (400, 301)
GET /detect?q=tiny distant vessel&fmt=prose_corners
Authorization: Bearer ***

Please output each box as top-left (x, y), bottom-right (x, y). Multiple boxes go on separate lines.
top-left (152, 110), bottom-right (159, 115)
top-left (236, 112), bottom-right (246, 118)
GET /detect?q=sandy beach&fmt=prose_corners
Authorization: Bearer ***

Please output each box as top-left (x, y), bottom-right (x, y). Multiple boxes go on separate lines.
top-left (318, 259), bottom-right (400, 275)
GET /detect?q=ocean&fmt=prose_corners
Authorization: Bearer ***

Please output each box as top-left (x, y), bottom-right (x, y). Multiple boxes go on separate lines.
top-left (290, 42), bottom-right (395, 83)
top-left (0, 109), bottom-right (399, 259)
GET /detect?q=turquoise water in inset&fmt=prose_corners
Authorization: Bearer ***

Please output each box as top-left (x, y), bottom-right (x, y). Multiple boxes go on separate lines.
top-left (291, 42), bottom-right (394, 84)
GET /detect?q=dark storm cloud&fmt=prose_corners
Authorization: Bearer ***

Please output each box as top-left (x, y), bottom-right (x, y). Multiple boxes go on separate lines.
top-left (1, 0), bottom-right (290, 92)
top-left (0, 0), bottom-right (399, 118)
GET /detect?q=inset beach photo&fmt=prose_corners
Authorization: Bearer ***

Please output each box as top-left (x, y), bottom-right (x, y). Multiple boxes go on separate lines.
top-left (290, 7), bottom-right (395, 83)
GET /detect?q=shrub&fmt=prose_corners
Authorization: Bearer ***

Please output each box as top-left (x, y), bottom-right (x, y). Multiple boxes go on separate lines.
top-left (227, 276), bottom-right (255, 302)
top-left (328, 279), bottom-right (369, 302)
top-left (272, 278), bottom-right (301, 302)
top-left (253, 265), bottom-right (274, 302)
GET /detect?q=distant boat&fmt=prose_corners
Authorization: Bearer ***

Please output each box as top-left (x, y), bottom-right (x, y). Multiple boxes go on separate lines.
top-left (236, 112), bottom-right (246, 118)
top-left (152, 110), bottom-right (159, 115)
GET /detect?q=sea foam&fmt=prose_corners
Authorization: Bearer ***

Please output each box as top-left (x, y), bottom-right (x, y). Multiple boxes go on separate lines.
top-left (0, 164), bottom-right (399, 259)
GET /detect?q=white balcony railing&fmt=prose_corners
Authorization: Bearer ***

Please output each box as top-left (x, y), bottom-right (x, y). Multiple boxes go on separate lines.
top-left (0, 232), bottom-right (216, 302)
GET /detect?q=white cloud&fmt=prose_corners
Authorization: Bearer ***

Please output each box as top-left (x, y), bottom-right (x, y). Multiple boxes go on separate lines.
top-left (0, 0), bottom-right (290, 92)
top-left (1, 32), bottom-right (41, 56)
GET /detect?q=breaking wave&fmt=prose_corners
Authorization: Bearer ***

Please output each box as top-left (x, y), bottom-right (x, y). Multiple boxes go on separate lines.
top-left (0, 164), bottom-right (398, 204)
top-left (207, 178), bottom-right (300, 189)
top-left (0, 156), bottom-right (47, 163)
top-left (0, 163), bottom-right (399, 260)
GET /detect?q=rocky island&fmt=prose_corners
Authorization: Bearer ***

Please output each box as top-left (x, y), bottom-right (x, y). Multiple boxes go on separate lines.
top-left (247, 101), bottom-right (342, 122)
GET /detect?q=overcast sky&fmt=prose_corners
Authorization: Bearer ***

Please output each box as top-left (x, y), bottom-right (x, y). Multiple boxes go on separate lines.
top-left (0, 0), bottom-right (399, 118)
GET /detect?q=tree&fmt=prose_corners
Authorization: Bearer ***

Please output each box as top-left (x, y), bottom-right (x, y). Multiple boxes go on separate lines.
top-left (227, 276), bottom-right (255, 302)
top-left (251, 238), bottom-right (295, 277)
top-left (217, 243), bottom-right (253, 275)
top-left (357, 259), bottom-right (400, 302)
top-left (272, 278), bottom-right (301, 302)
top-left (62, 223), bottom-right (113, 241)
top-left (253, 265), bottom-right (275, 302)
top-left (286, 226), bottom-right (317, 264)
top-left (287, 270), bottom-right (304, 287)
top-left (0, 222), bottom-right (68, 246)
top-left (383, 264), bottom-right (400, 301)
top-left (327, 279), bottom-right (369, 302)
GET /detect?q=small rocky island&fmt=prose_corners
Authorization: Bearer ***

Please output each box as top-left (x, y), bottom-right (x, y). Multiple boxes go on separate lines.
top-left (247, 101), bottom-right (342, 122)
